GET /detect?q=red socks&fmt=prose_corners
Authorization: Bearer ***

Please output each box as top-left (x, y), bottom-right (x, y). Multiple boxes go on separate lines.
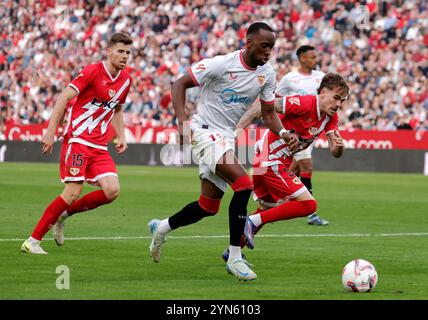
top-left (31, 196), bottom-right (69, 240)
top-left (259, 200), bottom-right (317, 224)
top-left (67, 190), bottom-right (111, 216)
top-left (31, 190), bottom-right (112, 241)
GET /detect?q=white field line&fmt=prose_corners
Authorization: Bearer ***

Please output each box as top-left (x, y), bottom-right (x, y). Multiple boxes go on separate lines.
top-left (1, 232), bottom-right (428, 242)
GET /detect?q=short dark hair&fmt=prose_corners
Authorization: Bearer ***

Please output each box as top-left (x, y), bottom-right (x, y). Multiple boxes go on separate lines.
top-left (108, 32), bottom-right (133, 47)
top-left (317, 73), bottom-right (350, 96)
top-left (246, 22), bottom-right (274, 37)
top-left (296, 45), bottom-right (315, 58)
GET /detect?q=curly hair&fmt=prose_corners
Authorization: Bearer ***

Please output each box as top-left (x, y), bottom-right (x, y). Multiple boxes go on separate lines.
top-left (317, 73), bottom-right (350, 96)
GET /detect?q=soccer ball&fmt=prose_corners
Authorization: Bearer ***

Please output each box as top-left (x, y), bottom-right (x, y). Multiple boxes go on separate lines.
top-left (342, 259), bottom-right (378, 292)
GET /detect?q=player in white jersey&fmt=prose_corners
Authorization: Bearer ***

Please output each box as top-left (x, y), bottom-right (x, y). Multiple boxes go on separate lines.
top-left (147, 22), bottom-right (300, 281)
top-left (276, 45), bottom-right (328, 226)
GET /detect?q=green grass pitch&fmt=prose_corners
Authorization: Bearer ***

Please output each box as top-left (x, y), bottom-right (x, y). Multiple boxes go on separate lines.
top-left (0, 162), bottom-right (427, 300)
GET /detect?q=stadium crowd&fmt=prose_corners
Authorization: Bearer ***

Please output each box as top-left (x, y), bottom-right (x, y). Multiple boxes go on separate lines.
top-left (0, 0), bottom-right (427, 137)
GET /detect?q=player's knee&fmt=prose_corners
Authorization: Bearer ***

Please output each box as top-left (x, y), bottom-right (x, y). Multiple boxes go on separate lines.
top-left (231, 175), bottom-right (253, 192)
top-left (61, 186), bottom-right (82, 204)
top-left (301, 199), bottom-right (317, 215)
top-left (62, 191), bottom-right (80, 205)
top-left (103, 185), bottom-right (120, 201)
top-left (198, 194), bottom-right (221, 215)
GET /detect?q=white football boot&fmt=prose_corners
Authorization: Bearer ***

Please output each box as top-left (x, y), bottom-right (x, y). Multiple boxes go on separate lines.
top-left (21, 238), bottom-right (48, 255)
top-left (52, 219), bottom-right (65, 246)
top-left (148, 219), bottom-right (166, 263)
top-left (226, 259), bottom-right (257, 281)
top-left (307, 213), bottom-right (329, 226)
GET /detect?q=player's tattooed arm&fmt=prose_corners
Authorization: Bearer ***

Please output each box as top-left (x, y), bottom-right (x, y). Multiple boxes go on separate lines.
top-left (235, 100), bottom-right (261, 134)
top-left (235, 98), bottom-right (283, 133)
top-left (327, 130), bottom-right (344, 158)
top-left (273, 96), bottom-right (285, 113)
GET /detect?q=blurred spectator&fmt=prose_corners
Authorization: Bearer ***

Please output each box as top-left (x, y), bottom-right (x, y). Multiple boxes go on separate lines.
top-left (0, 0), bottom-right (427, 131)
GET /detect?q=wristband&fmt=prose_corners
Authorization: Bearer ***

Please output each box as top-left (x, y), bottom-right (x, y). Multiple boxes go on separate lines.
top-left (279, 128), bottom-right (289, 137)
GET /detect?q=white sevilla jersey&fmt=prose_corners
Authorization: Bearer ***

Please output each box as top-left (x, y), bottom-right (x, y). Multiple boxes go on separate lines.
top-left (188, 50), bottom-right (276, 139)
top-left (276, 70), bottom-right (325, 97)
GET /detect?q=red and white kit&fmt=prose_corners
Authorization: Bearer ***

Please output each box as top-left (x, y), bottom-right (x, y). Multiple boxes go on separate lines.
top-left (276, 69), bottom-right (325, 160)
top-left (253, 95), bottom-right (338, 203)
top-left (60, 62), bottom-right (131, 184)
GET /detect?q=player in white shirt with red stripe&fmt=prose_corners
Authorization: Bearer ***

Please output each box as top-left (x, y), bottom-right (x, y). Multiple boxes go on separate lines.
top-left (276, 45), bottom-right (329, 226)
top-left (234, 73), bottom-right (348, 250)
top-left (147, 22), bottom-right (300, 281)
top-left (21, 32), bottom-right (133, 254)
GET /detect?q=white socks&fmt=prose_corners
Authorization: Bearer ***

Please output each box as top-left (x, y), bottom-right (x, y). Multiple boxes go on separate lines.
top-left (157, 218), bottom-right (172, 235)
top-left (228, 245), bottom-right (242, 261)
top-left (29, 237), bottom-right (40, 244)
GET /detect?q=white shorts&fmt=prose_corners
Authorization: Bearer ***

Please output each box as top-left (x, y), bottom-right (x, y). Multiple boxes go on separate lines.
top-left (191, 127), bottom-right (234, 192)
top-left (293, 142), bottom-right (314, 161)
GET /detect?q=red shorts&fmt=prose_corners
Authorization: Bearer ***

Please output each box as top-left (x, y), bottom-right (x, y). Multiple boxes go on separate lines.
top-left (253, 163), bottom-right (307, 204)
top-left (60, 142), bottom-right (117, 185)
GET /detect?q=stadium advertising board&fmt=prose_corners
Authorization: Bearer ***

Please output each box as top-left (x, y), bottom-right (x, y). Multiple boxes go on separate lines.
top-left (2, 124), bottom-right (428, 150)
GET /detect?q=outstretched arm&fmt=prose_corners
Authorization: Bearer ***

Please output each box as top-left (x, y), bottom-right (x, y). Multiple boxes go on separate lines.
top-left (171, 74), bottom-right (197, 144)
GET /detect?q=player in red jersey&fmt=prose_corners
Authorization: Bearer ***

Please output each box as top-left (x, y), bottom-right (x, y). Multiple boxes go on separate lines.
top-left (21, 32), bottom-right (133, 254)
top-left (222, 73), bottom-right (348, 258)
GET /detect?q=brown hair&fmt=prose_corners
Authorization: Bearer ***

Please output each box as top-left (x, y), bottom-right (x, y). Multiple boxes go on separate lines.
top-left (317, 73), bottom-right (350, 96)
top-left (108, 32), bottom-right (133, 47)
